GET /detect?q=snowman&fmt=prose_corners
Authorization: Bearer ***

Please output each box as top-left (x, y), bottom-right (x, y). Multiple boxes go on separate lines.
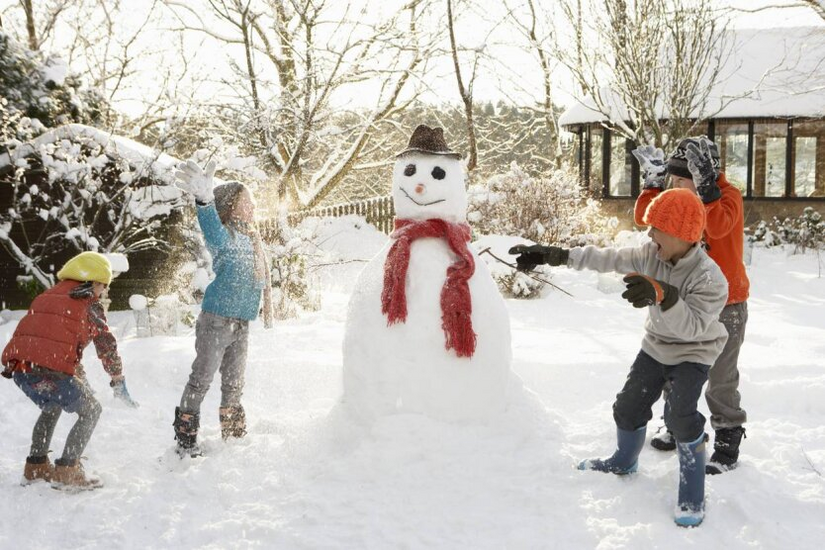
top-left (342, 125), bottom-right (513, 422)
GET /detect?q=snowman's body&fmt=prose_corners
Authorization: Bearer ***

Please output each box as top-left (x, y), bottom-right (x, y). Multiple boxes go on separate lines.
top-left (342, 146), bottom-right (512, 422)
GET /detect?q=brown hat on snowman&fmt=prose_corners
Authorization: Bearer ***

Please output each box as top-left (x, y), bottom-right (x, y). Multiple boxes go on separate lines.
top-left (397, 125), bottom-right (462, 159)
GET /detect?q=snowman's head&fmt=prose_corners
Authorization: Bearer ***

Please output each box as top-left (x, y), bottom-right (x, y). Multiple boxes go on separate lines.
top-left (392, 126), bottom-right (466, 222)
top-left (392, 153), bottom-right (466, 222)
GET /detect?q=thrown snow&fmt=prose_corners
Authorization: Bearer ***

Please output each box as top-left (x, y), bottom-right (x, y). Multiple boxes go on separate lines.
top-left (128, 294), bottom-right (148, 311)
top-left (103, 253), bottom-right (129, 275)
top-left (0, 244), bottom-right (823, 548)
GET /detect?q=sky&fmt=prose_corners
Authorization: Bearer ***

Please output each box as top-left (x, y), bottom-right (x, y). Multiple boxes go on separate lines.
top-left (0, 0), bottom-right (822, 118)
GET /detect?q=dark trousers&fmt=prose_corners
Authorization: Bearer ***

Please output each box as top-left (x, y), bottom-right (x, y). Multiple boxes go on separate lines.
top-left (613, 350), bottom-right (710, 443)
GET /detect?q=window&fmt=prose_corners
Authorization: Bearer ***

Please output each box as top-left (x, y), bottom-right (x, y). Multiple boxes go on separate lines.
top-left (752, 122), bottom-right (787, 197)
top-left (795, 137), bottom-right (817, 197)
top-left (793, 120), bottom-right (825, 198)
top-left (717, 122), bottom-right (748, 194)
top-left (589, 127), bottom-right (604, 195)
top-left (609, 134), bottom-right (631, 197)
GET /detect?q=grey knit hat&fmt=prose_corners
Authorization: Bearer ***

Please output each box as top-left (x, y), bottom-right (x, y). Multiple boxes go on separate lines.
top-left (213, 181), bottom-right (247, 220)
top-left (667, 136), bottom-right (721, 180)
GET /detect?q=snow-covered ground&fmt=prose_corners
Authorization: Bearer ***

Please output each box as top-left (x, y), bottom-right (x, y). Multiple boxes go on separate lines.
top-left (1, 230), bottom-right (824, 549)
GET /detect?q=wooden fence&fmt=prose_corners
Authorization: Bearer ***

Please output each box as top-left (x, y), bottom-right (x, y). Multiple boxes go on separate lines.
top-left (281, 195), bottom-right (396, 234)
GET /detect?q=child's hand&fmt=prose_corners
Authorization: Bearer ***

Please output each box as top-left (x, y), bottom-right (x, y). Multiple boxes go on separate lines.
top-left (622, 273), bottom-right (679, 311)
top-left (631, 145), bottom-right (667, 190)
top-left (111, 378), bottom-right (140, 408)
top-left (508, 244), bottom-right (569, 271)
top-left (685, 140), bottom-right (721, 203)
top-left (175, 160), bottom-right (216, 203)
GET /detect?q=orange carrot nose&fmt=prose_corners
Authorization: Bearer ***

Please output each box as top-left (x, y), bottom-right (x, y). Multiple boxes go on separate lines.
top-left (415, 183), bottom-right (426, 195)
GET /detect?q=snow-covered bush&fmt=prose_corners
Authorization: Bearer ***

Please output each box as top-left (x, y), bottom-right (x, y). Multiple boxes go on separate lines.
top-left (263, 211), bottom-right (322, 319)
top-left (750, 207), bottom-right (825, 253)
top-left (467, 163), bottom-right (618, 247)
top-left (0, 128), bottom-right (184, 290)
top-left (487, 262), bottom-right (548, 299)
top-left (0, 31), bottom-right (111, 135)
top-left (474, 235), bottom-right (555, 299)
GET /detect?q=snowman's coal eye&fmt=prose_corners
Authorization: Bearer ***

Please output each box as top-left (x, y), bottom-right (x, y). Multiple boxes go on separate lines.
top-left (404, 164), bottom-right (416, 177)
top-left (431, 166), bottom-right (446, 180)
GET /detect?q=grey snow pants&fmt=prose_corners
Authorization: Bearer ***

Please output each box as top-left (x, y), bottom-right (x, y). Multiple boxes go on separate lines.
top-left (179, 311), bottom-right (249, 414)
top-left (660, 301), bottom-right (748, 431)
top-left (706, 301), bottom-right (748, 429)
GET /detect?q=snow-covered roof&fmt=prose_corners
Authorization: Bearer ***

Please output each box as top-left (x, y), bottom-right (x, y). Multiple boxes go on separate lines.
top-left (559, 26), bottom-right (825, 127)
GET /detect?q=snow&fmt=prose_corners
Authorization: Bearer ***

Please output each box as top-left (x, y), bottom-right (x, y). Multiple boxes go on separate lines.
top-left (103, 253), bottom-right (129, 275)
top-left (40, 57), bottom-right (69, 87)
top-left (0, 124), bottom-right (226, 189)
top-left (0, 243), bottom-right (824, 548)
top-left (128, 294), bottom-right (148, 311)
top-left (559, 27), bottom-right (825, 126)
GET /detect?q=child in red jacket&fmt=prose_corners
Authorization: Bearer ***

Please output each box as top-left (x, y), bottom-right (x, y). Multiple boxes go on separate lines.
top-left (2, 251), bottom-right (138, 490)
top-left (633, 137), bottom-right (750, 474)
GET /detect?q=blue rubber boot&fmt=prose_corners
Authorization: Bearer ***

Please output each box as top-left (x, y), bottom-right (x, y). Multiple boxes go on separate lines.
top-left (674, 433), bottom-right (707, 528)
top-left (578, 426), bottom-right (646, 475)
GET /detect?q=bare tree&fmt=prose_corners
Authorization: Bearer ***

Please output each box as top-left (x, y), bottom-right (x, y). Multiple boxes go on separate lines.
top-left (13, 0), bottom-right (71, 50)
top-left (727, 1), bottom-right (825, 20)
top-left (446, 0), bottom-right (479, 172)
top-left (162, 0), bottom-right (436, 210)
top-left (500, 0), bottom-right (564, 167)
top-left (558, 0), bottom-right (733, 150)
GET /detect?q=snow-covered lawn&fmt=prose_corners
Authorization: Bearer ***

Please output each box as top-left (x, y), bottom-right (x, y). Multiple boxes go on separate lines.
top-left (1, 244), bottom-right (823, 549)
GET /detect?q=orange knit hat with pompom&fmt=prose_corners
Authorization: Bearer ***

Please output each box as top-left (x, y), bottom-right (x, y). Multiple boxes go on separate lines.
top-left (643, 188), bottom-right (706, 243)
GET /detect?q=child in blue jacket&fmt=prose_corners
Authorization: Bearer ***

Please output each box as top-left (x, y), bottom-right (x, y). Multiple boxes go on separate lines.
top-left (173, 161), bottom-right (272, 456)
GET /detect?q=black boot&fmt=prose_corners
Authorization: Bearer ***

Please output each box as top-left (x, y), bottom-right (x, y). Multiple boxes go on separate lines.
top-left (706, 426), bottom-right (745, 475)
top-left (650, 426), bottom-right (676, 451)
top-left (173, 407), bottom-right (201, 457)
top-left (219, 405), bottom-right (247, 440)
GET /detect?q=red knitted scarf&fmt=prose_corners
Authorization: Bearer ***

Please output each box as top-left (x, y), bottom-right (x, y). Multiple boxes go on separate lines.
top-left (381, 218), bottom-right (477, 358)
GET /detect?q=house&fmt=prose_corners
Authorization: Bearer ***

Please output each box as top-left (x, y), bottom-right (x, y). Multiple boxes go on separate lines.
top-left (0, 124), bottom-right (190, 309)
top-left (559, 27), bottom-right (825, 228)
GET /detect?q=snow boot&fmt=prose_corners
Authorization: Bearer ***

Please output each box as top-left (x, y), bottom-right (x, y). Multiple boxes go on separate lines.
top-left (173, 407), bottom-right (202, 457)
top-left (578, 426), bottom-right (646, 475)
top-left (22, 455), bottom-right (54, 485)
top-left (674, 433), bottom-right (707, 528)
top-left (52, 458), bottom-right (102, 491)
top-left (650, 426), bottom-right (676, 452)
top-left (706, 426), bottom-right (745, 475)
top-left (219, 405), bottom-right (247, 440)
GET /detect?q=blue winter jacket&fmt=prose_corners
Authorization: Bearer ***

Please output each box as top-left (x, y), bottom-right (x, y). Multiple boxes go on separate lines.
top-left (197, 204), bottom-right (264, 321)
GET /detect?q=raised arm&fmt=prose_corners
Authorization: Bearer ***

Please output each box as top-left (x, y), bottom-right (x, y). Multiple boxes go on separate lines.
top-left (568, 242), bottom-right (654, 275)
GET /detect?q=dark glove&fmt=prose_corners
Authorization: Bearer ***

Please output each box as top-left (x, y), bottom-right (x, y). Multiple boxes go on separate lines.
top-left (111, 378), bottom-right (140, 408)
top-left (621, 272), bottom-right (679, 311)
top-left (631, 145), bottom-right (667, 190)
top-left (508, 244), bottom-right (569, 271)
top-left (685, 140), bottom-right (721, 203)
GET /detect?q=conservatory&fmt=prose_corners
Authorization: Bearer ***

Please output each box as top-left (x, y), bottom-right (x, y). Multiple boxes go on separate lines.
top-left (559, 27), bottom-right (825, 225)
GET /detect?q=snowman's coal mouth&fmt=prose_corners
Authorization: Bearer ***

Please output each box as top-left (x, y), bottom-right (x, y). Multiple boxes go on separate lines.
top-left (401, 188), bottom-right (446, 206)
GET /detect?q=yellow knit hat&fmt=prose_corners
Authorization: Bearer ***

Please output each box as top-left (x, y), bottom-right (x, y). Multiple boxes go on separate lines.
top-left (57, 251), bottom-right (113, 285)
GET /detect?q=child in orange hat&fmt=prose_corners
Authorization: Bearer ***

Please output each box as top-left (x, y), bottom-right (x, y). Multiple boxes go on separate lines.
top-left (634, 137), bottom-right (750, 475)
top-left (510, 188), bottom-right (729, 527)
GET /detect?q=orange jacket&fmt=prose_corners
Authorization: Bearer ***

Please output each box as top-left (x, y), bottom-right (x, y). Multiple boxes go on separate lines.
top-left (634, 173), bottom-right (750, 305)
top-left (2, 280), bottom-right (92, 376)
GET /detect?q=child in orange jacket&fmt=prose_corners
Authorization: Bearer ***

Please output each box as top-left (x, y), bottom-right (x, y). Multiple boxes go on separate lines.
top-left (633, 137), bottom-right (750, 474)
top-left (2, 251), bottom-right (138, 490)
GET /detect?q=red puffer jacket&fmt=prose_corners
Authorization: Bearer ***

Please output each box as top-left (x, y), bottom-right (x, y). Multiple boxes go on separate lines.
top-left (2, 280), bottom-right (94, 376)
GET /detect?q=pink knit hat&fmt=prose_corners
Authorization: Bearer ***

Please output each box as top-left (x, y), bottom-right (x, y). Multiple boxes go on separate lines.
top-left (643, 188), bottom-right (706, 242)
